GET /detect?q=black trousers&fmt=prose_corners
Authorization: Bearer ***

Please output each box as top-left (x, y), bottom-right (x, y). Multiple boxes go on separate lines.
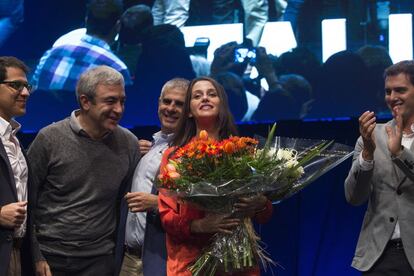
top-left (43, 253), bottom-right (114, 276)
top-left (363, 240), bottom-right (414, 276)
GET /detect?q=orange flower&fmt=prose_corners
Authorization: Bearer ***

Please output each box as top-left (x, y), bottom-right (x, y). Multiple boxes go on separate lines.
top-left (223, 141), bottom-right (236, 154)
top-left (199, 130), bottom-right (208, 140)
top-left (158, 134), bottom-right (259, 190)
top-left (206, 143), bottom-right (219, 155)
top-left (187, 150), bottom-right (195, 158)
top-left (197, 143), bottom-right (208, 154)
top-left (166, 163), bottom-right (177, 173)
top-left (169, 171), bottom-right (181, 179)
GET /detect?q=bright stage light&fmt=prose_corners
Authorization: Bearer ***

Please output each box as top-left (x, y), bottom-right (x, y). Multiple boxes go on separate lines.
top-left (258, 21), bottom-right (297, 57)
top-left (389, 13), bottom-right (413, 63)
top-left (322, 18), bottom-right (347, 62)
top-left (181, 23), bottom-right (244, 61)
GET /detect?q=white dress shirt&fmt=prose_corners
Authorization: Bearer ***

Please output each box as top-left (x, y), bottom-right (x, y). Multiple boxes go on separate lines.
top-left (125, 131), bottom-right (173, 248)
top-left (0, 116), bottom-right (28, 237)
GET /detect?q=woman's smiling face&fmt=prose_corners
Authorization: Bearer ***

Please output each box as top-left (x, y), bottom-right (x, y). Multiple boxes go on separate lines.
top-left (190, 80), bottom-right (221, 122)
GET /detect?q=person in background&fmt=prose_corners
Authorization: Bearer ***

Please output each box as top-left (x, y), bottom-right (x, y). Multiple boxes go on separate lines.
top-left (152, 0), bottom-right (190, 28)
top-left (116, 4), bottom-right (154, 78)
top-left (32, 0), bottom-right (131, 93)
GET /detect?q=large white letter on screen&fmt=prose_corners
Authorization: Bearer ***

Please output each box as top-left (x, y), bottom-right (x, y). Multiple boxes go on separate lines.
top-left (322, 18), bottom-right (347, 62)
top-left (389, 13), bottom-right (413, 63)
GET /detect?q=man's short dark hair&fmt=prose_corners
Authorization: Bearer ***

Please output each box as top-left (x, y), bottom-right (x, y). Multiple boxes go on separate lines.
top-left (0, 56), bottom-right (29, 82)
top-left (384, 60), bottom-right (414, 86)
top-left (119, 4), bottom-right (153, 45)
top-left (86, 0), bottom-right (123, 37)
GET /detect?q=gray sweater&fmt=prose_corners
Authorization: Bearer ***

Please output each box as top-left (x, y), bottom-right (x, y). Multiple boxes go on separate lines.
top-left (28, 111), bottom-right (140, 261)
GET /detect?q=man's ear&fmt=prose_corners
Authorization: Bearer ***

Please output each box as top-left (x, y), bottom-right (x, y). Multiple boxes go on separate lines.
top-left (79, 94), bottom-right (91, 111)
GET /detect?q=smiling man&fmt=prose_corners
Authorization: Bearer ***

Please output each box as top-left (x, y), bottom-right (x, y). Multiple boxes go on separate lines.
top-left (115, 78), bottom-right (189, 276)
top-left (28, 66), bottom-right (140, 276)
top-left (345, 60), bottom-right (414, 275)
top-left (0, 56), bottom-right (32, 276)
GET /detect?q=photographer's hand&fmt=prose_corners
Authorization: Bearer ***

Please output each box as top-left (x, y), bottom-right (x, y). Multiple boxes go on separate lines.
top-left (255, 47), bottom-right (280, 93)
top-left (210, 41), bottom-right (238, 76)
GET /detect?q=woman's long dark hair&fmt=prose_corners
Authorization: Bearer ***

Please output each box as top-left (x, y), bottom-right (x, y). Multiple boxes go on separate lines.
top-left (171, 76), bottom-right (238, 147)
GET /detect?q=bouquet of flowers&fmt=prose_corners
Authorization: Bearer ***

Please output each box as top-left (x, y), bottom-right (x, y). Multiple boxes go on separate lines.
top-left (158, 125), bottom-right (353, 275)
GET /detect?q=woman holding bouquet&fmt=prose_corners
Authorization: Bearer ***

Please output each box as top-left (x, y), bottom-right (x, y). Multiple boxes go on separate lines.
top-left (158, 76), bottom-right (273, 275)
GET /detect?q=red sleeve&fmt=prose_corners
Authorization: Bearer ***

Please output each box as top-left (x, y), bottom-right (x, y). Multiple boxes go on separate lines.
top-left (254, 200), bottom-right (273, 224)
top-left (158, 148), bottom-right (206, 241)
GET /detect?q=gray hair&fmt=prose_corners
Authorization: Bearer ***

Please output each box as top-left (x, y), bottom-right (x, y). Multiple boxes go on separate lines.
top-left (159, 78), bottom-right (190, 99)
top-left (76, 65), bottom-right (124, 104)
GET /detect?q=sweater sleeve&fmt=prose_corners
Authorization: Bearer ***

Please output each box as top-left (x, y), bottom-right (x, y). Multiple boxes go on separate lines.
top-left (27, 131), bottom-right (50, 263)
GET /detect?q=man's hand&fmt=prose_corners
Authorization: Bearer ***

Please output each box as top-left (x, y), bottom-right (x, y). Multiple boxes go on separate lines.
top-left (190, 213), bottom-right (240, 234)
top-left (0, 201), bottom-right (27, 228)
top-left (138, 139), bottom-right (152, 155)
top-left (125, 192), bottom-right (158, 212)
top-left (210, 41), bottom-right (246, 76)
top-left (386, 112), bottom-right (403, 157)
top-left (233, 195), bottom-right (268, 218)
top-left (36, 261), bottom-right (52, 276)
top-left (359, 111), bottom-right (376, 161)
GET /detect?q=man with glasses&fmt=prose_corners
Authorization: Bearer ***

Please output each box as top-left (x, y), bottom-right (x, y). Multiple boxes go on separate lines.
top-left (0, 56), bottom-right (32, 276)
top-left (28, 65), bottom-right (140, 276)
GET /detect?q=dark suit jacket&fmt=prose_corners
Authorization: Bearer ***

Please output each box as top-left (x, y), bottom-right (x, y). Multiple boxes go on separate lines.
top-left (0, 139), bottom-right (33, 276)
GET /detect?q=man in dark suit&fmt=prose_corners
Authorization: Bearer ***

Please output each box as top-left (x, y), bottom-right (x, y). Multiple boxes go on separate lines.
top-left (0, 56), bottom-right (31, 276)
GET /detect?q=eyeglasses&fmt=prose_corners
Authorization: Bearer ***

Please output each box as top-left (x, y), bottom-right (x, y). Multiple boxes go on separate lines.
top-left (0, 80), bottom-right (33, 94)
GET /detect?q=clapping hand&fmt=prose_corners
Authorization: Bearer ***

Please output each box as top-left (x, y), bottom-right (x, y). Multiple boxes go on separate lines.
top-left (359, 111), bottom-right (376, 160)
top-left (386, 111), bottom-right (403, 157)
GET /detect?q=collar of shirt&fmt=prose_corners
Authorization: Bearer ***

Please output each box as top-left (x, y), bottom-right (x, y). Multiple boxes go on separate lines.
top-left (0, 116), bottom-right (21, 140)
top-left (69, 110), bottom-right (111, 140)
top-left (401, 123), bottom-right (414, 139)
top-left (152, 131), bottom-right (174, 146)
top-left (401, 123), bottom-right (414, 150)
top-left (80, 34), bottom-right (111, 51)
top-left (406, 123), bottom-right (414, 138)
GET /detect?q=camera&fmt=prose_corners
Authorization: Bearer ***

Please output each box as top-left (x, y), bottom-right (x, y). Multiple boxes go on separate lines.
top-left (234, 47), bottom-right (256, 64)
top-left (187, 37), bottom-right (210, 58)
